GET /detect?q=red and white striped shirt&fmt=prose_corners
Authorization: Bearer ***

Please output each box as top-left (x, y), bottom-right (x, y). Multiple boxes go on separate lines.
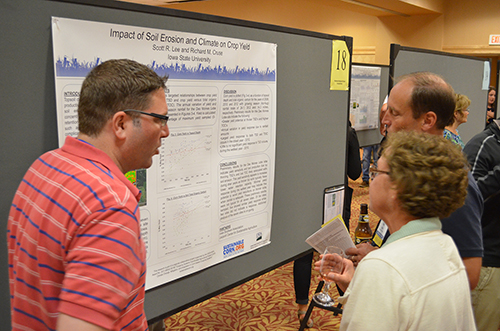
top-left (8, 136), bottom-right (148, 331)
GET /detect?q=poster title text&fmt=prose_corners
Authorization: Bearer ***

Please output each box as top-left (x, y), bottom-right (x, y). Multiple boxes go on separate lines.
top-left (109, 28), bottom-right (251, 51)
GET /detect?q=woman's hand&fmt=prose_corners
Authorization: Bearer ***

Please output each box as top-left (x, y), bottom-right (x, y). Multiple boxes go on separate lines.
top-left (345, 242), bottom-right (378, 267)
top-left (314, 253), bottom-right (355, 293)
top-left (487, 109), bottom-right (495, 120)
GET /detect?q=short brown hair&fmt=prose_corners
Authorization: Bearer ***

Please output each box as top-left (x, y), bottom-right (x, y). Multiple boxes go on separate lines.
top-left (397, 72), bottom-right (455, 129)
top-left (78, 59), bottom-right (168, 136)
top-left (382, 131), bottom-right (468, 219)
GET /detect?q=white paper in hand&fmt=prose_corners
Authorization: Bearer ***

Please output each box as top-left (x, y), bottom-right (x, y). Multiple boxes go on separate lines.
top-left (306, 215), bottom-right (355, 254)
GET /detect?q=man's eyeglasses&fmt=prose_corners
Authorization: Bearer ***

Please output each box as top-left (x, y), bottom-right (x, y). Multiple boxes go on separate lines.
top-left (369, 166), bottom-right (390, 180)
top-left (123, 109), bottom-right (169, 127)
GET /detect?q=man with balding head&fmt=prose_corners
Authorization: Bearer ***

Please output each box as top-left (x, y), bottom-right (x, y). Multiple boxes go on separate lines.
top-left (348, 72), bottom-right (483, 289)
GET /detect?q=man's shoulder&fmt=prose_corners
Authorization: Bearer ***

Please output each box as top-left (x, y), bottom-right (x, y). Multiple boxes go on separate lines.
top-left (464, 125), bottom-right (500, 152)
top-left (34, 144), bottom-right (137, 206)
top-left (445, 174), bottom-right (482, 222)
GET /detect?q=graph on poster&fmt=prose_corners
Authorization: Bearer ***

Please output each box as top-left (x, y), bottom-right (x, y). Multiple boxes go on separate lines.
top-left (157, 189), bottom-right (212, 257)
top-left (158, 128), bottom-right (212, 191)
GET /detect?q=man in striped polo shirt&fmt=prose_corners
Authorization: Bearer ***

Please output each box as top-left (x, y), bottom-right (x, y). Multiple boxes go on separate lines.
top-left (8, 59), bottom-right (170, 330)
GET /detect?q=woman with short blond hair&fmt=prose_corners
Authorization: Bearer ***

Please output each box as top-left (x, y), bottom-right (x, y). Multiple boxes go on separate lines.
top-left (444, 93), bottom-right (470, 149)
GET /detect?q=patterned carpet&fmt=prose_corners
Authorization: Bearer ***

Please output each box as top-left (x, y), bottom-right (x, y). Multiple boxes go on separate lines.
top-left (162, 177), bottom-right (374, 330)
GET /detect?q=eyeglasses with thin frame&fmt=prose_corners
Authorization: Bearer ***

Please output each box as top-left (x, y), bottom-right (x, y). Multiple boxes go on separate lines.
top-left (369, 166), bottom-right (390, 181)
top-left (123, 109), bottom-right (169, 127)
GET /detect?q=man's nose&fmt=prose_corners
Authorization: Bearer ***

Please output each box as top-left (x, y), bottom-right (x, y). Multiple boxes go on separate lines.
top-left (161, 124), bottom-right (170, 138)
top-left (381, 113), bottom-right (389, 126)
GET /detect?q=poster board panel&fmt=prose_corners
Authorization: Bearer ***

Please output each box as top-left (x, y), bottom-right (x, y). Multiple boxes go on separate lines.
top-left (0, 0), bottom-right (350, 323)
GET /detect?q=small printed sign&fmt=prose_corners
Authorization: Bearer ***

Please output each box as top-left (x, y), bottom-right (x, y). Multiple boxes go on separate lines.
top-left (330, 40), bottom-right (350, 90)
top-left (489, 35), bottom-right (500, 45)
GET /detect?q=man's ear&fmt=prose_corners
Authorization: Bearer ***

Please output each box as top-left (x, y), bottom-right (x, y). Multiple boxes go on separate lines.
top-left (112, 111), bottom-right (128, 140)
top-left (421, 111), bottom-right (438, 132)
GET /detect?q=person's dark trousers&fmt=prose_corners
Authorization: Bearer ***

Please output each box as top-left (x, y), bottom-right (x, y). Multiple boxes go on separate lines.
top-left (149, 320), bottom-right (165, 331)
top-left (293, 252), bottom-right (314, 304)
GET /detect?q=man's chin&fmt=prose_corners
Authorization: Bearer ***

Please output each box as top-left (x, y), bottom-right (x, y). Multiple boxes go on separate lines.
top-left (140, 159), bottom-right (153, 170)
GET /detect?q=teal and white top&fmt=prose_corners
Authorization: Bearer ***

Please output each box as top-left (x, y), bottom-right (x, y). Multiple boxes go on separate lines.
top-left (444, 128), bottom-right (464, 149)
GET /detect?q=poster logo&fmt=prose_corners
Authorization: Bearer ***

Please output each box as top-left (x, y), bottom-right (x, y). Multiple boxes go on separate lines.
top-left (223, 239), bottom-right (244, 258)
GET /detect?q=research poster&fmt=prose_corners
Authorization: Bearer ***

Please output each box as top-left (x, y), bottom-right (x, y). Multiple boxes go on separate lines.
top-left (350, 65), bottom-right (381, 131)
top-left (52, 17), bottom-right (276, 290)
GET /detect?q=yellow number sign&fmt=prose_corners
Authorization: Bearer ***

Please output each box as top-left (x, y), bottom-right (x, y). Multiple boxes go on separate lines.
top-left (330, 40), bottom-right (350, 90)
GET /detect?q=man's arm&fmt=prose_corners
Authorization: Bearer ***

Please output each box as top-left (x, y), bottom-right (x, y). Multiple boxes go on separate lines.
top-left (462, 257), bottom-right (481, 290)
top-left (464, 134), bottom-right (500, 200)
top-left (473, 165), bottom-right (500, 201)
top-left (440, 172), bottom-right (483, 290)
top-left (57, 313), bottom-right (107, 331)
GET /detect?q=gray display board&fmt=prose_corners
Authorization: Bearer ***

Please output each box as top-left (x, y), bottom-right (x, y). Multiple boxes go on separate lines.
top-left (351, 63), bottom-right (389, 147)
top-left (390, 44), bottom-right (488, 144)
top-left (0, 0), bottom-right (351, 324)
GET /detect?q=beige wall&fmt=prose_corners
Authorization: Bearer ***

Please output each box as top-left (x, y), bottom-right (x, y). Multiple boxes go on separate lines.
top-left (162, 0), bottom-right (379, 40)
top-left (162, 0), bottom-right (499, 85)
top-left (375, 14), bottom-right (444, 63)
top-left (443, 0), bottom-right (500, 86)
top-left (443, 0), bottom-right (500, 53)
